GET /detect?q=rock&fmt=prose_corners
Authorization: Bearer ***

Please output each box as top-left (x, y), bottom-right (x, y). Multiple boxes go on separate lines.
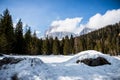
top-left (76, 57), bottom-right (111, 66)
top-left (0, 57), bottom-right (23, 68)
top-left (11, 73), bottom-right (19, 80)
top-left (0, 53), bottom-right (4, 56)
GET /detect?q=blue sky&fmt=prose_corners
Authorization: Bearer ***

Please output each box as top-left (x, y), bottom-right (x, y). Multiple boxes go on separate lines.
top-left (0, 0), bottom-right (120, 37)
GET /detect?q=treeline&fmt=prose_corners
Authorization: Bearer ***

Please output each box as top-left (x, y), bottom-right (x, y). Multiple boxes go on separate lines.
top-left (44, 23), bottom-right (120, 55)
top-left (41, 35), bottom-right (74, 55)
top-left (0, 9), bottom-right (120, 55)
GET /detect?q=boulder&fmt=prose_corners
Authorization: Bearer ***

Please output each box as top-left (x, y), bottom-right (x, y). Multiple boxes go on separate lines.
top-left (76, 57), bottom-right (111, 66)
top-left (0, 57), bottom-right (23, 68)
top-left (0, 53), bottom-right (4, 56)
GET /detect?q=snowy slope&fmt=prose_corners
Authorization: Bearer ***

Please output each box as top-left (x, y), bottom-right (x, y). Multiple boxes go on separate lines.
top-left (79, 27), bottom-right (95, 35)
top-left (0, 50), bottom-right (120, 80)
top-left (45, 26), bottom-right (94, 39)
top-left (45, 31), bottom-right (76, 39)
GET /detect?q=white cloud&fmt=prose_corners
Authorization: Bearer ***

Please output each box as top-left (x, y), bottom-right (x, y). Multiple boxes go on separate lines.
top-left (86, 9), bottom-right (120, 29)
top-left (46, 9), bottom-right (120, 35)
top-left (46, 17), bottom-right (83, 34)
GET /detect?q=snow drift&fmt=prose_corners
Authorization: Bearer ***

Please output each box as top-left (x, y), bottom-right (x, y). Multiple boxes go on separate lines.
top-left (0, 57), bottom-right (53, 80)
top-left (62, 50), bottom-right (120, 80)
top-left (67, 50), bottom-right (113, 63)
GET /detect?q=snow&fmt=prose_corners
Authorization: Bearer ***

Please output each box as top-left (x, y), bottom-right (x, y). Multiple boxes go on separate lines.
top-left (0, 50), bottom-right (120, 80)
top-left (4, 55), bottom-right (73, 63)
top-left (38, 55), bottom-right (73, 63)
top-left (67, 50), bottom-right (111, 63)
top-left (45, 31), bottom-right (77, 40)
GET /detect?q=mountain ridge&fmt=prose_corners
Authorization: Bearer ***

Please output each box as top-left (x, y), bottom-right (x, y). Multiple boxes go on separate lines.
top-left (45, 26), bottom-right (95, 39)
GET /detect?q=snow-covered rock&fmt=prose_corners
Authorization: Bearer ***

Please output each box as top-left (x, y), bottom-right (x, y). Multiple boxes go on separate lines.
top-left (0, 57), bottom-right (53, 80)
top-left (67, 50), bottom-right (112, 63)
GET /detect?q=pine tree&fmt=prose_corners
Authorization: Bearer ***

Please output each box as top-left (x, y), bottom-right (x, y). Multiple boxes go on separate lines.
top-left (14, 19), bottom-right (24, 54)
top-left (30, 31), bottom-right (39, 55)
top-left (49, 37), bottom-right (53, 55)
top-left (74, 38), bottom-right (83, 53)
top-left (63, 36), bottom-right (70, 55)
top-left (70, 35), bottom-right (74, 54)
top-left (53, 37), bottom-right (60, 55)
top-left (38, 38), bottom-right (43, 55)
top-left (0, 9), bottom-right (15, 54)
top-left (0, 34), bottom-right (7, 53)
top-left (0, 14), bottom-right (2, 35)
top-left (42, 37), bottom-right (50, 55)
top-left (24, 27), bottom-right (32, 54)
top-left (24, 28), bottom-right (39, 55)
top-left (0, 15), bottom-right (6, 52)
top-left (60, 37), bottom-right (64, 55)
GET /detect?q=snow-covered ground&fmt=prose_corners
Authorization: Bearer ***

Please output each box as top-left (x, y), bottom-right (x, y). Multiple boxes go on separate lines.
top-left (0, 50), bottom-right (120, 80)
top-left (2, 55), bottom-right (73, 63)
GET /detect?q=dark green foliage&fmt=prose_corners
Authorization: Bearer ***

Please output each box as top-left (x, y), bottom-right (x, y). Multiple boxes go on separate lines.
top-left (74, 22), bottom-right (120, 55)
top-left (52, 37), bottom-right (60, 55)
top-left (24, 27), bottom-right (32, 54)
top-left (63, 36), bottom-right (70, 55)
top-left (29, 31), bottom-right (39, 55)
top-left (0, 9), bottom-right (15, 54)
top-left (37, 39), bottom-right (43, 55)
top-left (42, 37), bottom-right (50, 55)
top-left (49, 37), bottom-right (53, 55)
top-left (14, 19), bottom-right (24, 54)
top-left (24, 28), bottom-right (39, 55)
top-left (70, 35), bottom-right (75, 54)
top-left (0, 34), bottom-right (7, 52)
top-left (59, 38), bottom-right (64, 55)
